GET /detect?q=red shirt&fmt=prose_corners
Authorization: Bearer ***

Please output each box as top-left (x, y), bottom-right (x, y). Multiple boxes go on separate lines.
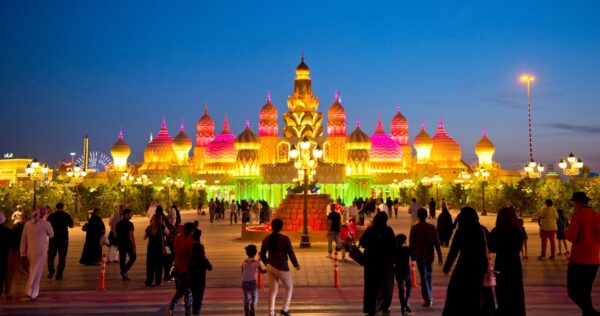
top-left (565, 207), bottom-right (600, 264)
top-left (173, 235), bottom-right (195, 273)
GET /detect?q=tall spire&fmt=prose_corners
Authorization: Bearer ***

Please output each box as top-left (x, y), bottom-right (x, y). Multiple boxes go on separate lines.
top-left (396, 103), bottom-right (401, 113)
top-left (180, 120), bottom-right (185, 132)
top-left (245, 116), bottom-right (250, 129)
top-left (149, 132), bottom-right (153, 143)
top-left (267, 89), bottom-right (271, 102)
top-left (375, 113), bottom-right (384, 133)
top-left (119, 127), bottom-right (123, 140)
top-left (204, 103), bottom-right (209, 116)
top-left (161, 116), bottom-right (167, 129)
top-left (420, 119), bottom-right (425, 130)
top-left (223, 113), bottom-right (231, 133)
top-left (356, 116), bottom-right (360, 127)
top-left (334, 89), bottom-right (340, 102)
top-left (482, 127), bottom-right (487, 137)
top-left (438, 116), bottom-right (444, 129)
top-left (301, 48), bottom-right (304, 63)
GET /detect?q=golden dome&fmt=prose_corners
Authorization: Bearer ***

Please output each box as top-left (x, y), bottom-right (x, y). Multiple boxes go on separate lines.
top-left (197, 105), bottom-right (215, 129)
top-left (235, 120), bottom-right (261, 150)
top-left (413, 121), bottom-right (433, 148)
top-left (110, 129), bottom-right (131, 157)
top-left (295, 54), bottom-right (310, 78)
top-left (144, 117), bottom-right (176, 163)
top-left (173, 121), bottom-right (192, 151)
top-left (475, 129), bottom-right (495, 156)
top-left (430, 118), bottom-right (462, 161)
top-left (346, 119), bottom-right (371, 150)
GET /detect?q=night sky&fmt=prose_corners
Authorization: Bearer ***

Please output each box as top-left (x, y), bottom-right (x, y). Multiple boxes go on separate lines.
top-left (1, 1), bottom-right (599, 171)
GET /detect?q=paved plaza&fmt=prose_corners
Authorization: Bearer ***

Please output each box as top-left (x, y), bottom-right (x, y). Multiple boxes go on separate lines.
top-left (1, 208), bottom-right (598, 315)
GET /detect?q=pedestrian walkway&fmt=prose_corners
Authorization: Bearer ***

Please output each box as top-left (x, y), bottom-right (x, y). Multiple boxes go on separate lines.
top-left (0, 207), bottom-right (597, 315)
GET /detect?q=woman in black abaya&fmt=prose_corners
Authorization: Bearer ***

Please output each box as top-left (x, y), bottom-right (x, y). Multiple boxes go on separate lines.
top-left (359, 211), bottom-right (396, 316)
top-left (80, 208), bottom-right (106, 265)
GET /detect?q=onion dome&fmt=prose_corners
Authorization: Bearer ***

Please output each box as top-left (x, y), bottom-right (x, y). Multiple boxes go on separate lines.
top-left (413, 121), bottom-right (433, 149)
top-left (173, 121), bottom-right (192, 152)
top-left (110, 128), bottom-right (131, 157)
top-left (370, 114), bottom-right (401, 162)
top-left (430, 118), bottom-right (462, 161)
top-left (259, 90), bottom-right (279, 137)
top-left (145, 117), bottom-right (176, 162)
top-left (295, 52), bottom-right (310, 78)
top-left (196, 104), bottom-right (215, 147)
top-left (390, 105), bottom-right (409, 146)
top-left (327, 90), bottom-right (347, 136)
top-left (475, 128), bottom-right (495, 156)
top-left (346, 118), bottom-right (371, 150)
top-left (206, 114), bottom-right (238, 162)
top-left (235, 119), bottom-right (261, 150)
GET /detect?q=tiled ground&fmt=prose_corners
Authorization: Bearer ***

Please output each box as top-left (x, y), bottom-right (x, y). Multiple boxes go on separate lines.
top-left (1, 207), bottom-right (597, 315)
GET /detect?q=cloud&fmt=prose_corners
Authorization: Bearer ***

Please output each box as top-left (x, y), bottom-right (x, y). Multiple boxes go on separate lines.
top-left (547, 123), bottom-right (600, 135)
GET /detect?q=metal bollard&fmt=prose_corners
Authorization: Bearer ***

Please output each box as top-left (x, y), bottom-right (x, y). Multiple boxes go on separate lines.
top-left (97, 253), bottom-right (107, 291)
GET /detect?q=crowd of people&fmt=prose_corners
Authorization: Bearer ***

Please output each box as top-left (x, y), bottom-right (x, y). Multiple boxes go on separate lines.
top-left (0, 191), bottom-right (598, 316)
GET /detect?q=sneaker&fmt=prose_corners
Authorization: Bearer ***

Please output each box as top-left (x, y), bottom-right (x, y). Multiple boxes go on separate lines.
top-left (549, 256), bottom-right (556, 260)
top-left (538, 256), bottom-right (547, 261)
top-left (280, 310), bottom-right (291, 316)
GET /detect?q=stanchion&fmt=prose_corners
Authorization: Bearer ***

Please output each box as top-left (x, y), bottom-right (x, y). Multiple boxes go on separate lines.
top-left (410, 260), bottom-right (418, 288)
top-left (257, 259), bottom-right (263, 289)
top-left (97, 253), bottom-right (107, 291)
top-left (333, 251), bottom-right (340, 288)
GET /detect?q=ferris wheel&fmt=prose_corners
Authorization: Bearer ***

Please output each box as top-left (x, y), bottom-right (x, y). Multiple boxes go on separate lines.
top-left (76, 151), bottom-right (113, 171)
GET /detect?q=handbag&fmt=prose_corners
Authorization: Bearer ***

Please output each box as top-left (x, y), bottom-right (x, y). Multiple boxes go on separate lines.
top-left (160, 227), bottom-right (171, 256)
top-left (482, 227), bottom-right (496, 287)
top-left (349, 245), bottom-right (366, 266)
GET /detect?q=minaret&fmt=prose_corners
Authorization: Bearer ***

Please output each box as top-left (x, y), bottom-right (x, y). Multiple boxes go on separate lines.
top-left (475, 128), bottom-right (495, 169)
top-left (413, 120), bottom-right (433, 164)
top-left (259, 90), bottom-right (280, 164)
top-left (283, 54), bottom-right (323, 140)
top-left (194, 104), bottom-right (215, 169)
top-left (111, 128), bottom-right (131, 172)
top-left (324, 90), bottom-right (347, 164)
top-left (173, 120), bottom-right (192, 165)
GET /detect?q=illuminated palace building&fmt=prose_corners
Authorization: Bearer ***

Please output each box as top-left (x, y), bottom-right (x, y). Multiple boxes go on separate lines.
top-left (108, 57), bottom-right (519, 206)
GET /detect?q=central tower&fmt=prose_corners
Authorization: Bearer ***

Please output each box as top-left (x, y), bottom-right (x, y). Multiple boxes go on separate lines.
top-left (283, 54), bottom-right (323, 140)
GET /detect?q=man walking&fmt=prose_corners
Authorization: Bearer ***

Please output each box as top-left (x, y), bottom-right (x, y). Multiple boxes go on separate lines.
top-left (208, 198), bottom-right (216, 224)
top-left (537, 199), bottom-right (559, 260)
top-left (409, 208), bottom-right (443, 308)
top-left (230, 199), bottom-right (238, 225)
top-left (565, 192), bottom-right (600, 316)
top-left (116, 209), bottom-right (136, 281)
top-left (327, 204), bottom-right (343, 258)
top-left (46, 202), bottom-right (73, 280)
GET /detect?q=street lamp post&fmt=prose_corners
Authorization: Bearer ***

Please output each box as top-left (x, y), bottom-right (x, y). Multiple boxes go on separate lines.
top-left (474, 167), bottom-right (490, 216)
top-left (134, 173), bottom-right (152, 209)
top-left (289, 136), bottom-right (322, 248)
top-left (174, 178), bottom-right (185, 207)
top-left (162, 176), bottom-right (174, 205)
top-left (66, 164), bottom-right (87, 218)
top-left (559, 153), bottom-right (584, 176)
top-left (25, 159), bottom-right (49, 209)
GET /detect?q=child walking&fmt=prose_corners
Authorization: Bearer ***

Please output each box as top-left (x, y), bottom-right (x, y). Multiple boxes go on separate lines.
top-left (519, 218), bottom-right (529, 260)
top-left (394, 234), bottom-right (415, 315)
top-left (242, 244), bottom-right (266, 316)
top-left (556, 209), bottom-right (570, 256)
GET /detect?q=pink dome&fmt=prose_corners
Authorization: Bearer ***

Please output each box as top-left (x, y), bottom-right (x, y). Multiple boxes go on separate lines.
top-left (206, 114), bottom-right (237, 162)
top-left (370, 115), bottom-right (401, 162)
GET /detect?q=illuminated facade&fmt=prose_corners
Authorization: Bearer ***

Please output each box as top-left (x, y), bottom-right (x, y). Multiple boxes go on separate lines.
top-left (107, 56), bottom-right (519, 206)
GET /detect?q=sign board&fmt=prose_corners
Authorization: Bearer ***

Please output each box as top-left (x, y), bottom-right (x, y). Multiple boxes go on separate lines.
top-left (3, 153), bottom-right (14, 159)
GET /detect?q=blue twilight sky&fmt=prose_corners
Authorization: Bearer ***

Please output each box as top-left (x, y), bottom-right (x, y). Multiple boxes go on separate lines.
top-left (1, 1), bottom-right (600, 171)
